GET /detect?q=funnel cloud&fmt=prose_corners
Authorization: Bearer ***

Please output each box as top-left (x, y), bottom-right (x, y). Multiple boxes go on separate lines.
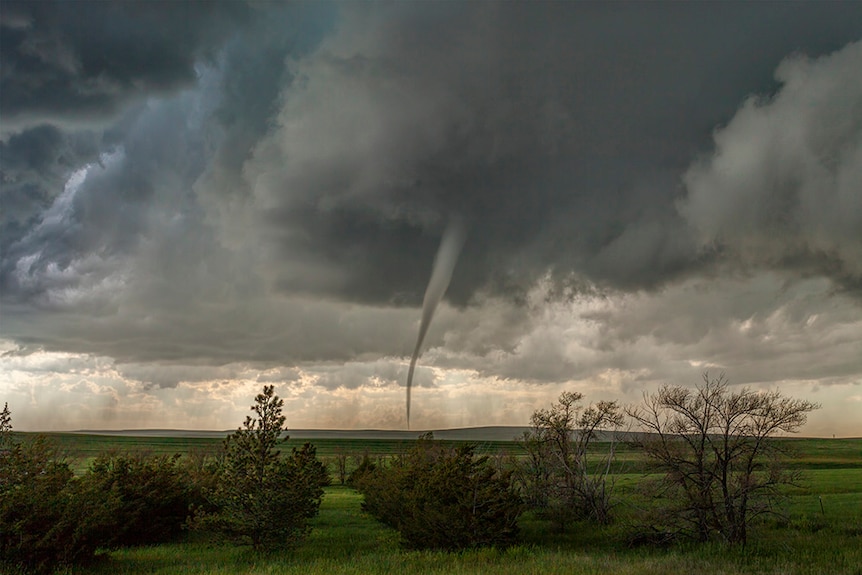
top-left (406, 217), bottom-right (466, 428)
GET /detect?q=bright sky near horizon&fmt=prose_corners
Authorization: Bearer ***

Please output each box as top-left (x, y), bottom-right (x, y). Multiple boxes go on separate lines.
top-left (1, 2), bottom-right (861, 436)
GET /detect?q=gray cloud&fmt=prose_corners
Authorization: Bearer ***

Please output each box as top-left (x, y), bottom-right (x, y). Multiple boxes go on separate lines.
top-left (0, 0), bottom-right (249, 134)
top-left (1, 92), bottom-right (208, 307)
top-left (1, 1), bottom-right (860, 379)
top-left (0, 0), bottom-right (268, 297)
top-left (308, 359), bottom-right (436, 392)
top-left (0, 126), bottom-right (102, 255)
top-left (238, 2), bottom-right (862, 307)
top-left (680, 41), bottom-right (862, 293)
top-left (420, 274), bottom-right (862, 392)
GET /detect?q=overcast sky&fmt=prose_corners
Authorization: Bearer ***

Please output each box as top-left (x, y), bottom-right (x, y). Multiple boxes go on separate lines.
top-left (2, 1), bottom-right (861, 435)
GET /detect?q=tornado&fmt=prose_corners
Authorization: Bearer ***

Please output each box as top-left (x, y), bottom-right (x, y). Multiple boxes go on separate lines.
top-left (406, 216), bottom-right (466, 429)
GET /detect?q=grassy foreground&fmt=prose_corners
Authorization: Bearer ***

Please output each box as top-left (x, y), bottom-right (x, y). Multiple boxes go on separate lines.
top-left (23, 435), bottom-right (857, 575)
top-left (64, 470), bottom-right (862, 575)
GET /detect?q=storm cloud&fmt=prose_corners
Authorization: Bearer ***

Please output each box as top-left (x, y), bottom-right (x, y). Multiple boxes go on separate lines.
top-left (237, 2), bottom-right (862, 305)
top-left (0, 0), bottom-right (248, 132)
top-left (1, 2), bottom-right (861, 432)
top-left (680, 40), bottom-right (862, 292)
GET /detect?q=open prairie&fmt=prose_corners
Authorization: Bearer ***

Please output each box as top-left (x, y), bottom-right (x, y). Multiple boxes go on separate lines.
top-left (29, 428), bottom-right (529, 473)
top-left (35, 433), bottom-right (861, 575)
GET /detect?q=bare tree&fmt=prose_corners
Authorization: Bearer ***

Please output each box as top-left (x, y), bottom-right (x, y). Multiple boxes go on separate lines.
top-left (519, 392), bottom-right (623, 528)
top-left (627, 373), bottom-right (819, 545)
top-left (332, 447), bottom-right (350, 485)
top-left (515, 428), bottom-right (554, 510)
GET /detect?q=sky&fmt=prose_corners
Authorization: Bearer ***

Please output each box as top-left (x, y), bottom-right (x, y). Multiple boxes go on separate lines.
top-left (1, 1), bottom-right (861, 436)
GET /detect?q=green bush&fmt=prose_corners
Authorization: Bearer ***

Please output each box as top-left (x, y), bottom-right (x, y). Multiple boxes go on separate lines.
top-left (0, 435), bottom-right (118, 574)
top-left (83, 451), bottom-right (194, 547)
top-left (356, 434), bottom-right (524, 550)
top-left (346, 453), bottom-right (377, 487)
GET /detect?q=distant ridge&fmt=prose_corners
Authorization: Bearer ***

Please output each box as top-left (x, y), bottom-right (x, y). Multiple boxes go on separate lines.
top-left (71, 425), bottom-right (532, 442)
top-left (65, 427), bottom-right (850, 441)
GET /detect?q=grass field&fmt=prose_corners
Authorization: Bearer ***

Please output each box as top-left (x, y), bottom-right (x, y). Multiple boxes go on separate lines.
top-left (24, 434), bottom-right (861, 575)
top-left (67, 480), bottom-right (862, 575)
top-left (25, 432), bottom-right (528, 475)
top-left (39, 432), bottom-right (525, 457)
top-left (34, 431), bottom-right (861, 476)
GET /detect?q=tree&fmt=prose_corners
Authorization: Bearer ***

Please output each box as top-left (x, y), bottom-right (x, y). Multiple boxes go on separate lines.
top-left (0, 402), bottom-right (11, 440)
top-left (626, 372), bottom-right (819, 545)
top-left (518, 392), bottom-right (623, 528)
top-left (196, 385), bottom-right (328, 551)
top-left (331, 447), bottom-right (350, 485)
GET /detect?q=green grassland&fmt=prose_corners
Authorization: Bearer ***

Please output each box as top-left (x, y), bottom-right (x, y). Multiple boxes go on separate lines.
top-left (28, 434), bottom-right (862, 575)
top-left (24, 432), bottom-right (526, 474)
top-left (37, 431), bottom-right (861, 475)
top-left (38, 432), bottom-right (525, 458)
top-left (69, 482), bottom-right (862, 575)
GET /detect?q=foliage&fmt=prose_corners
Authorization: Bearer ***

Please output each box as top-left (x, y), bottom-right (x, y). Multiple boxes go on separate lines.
top-left (356, 433), bottom-right (524, 550)
top-left (518, 392), bottom-right (624, 528)
top-left (626, 372), bottom-right (819, 545)
top-left (180, 446), bottom-right (224, 515)
top-left (77, 472), bottom-right (862, 575)
top-left (194, 385), bottom-right (329, 551)
top-left (0, 408), bottom-right (118, 574)
top-left (83, 450), bottom-right (195, 547)
top-left (8, 432), bottom-right (859, 574)
top-left (0, 402), bottom-right (11, 444)
top-left (346, 452), bottom-right (377, 487)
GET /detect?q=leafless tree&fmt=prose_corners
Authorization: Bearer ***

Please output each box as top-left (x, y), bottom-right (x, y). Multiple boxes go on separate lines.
top-left (519, 392), bottom-right (624, 527)
top-left (626, 372), bottom-right (819, 545)
top-left (332, 447), bottom-right (350, 485)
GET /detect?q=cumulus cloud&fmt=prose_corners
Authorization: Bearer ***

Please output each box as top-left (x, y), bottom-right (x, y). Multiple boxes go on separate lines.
top-left (420, 274), bottom-right (862, 391)
top-left (680, 40), bottom-right (862, 292)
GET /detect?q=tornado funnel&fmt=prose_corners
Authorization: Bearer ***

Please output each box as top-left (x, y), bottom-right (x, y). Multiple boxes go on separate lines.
top-left (406, 217), bottom-right (466, 429)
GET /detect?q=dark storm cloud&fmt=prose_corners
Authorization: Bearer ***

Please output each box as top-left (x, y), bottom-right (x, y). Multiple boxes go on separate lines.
top-left (0, 2), bottom-right (330, 310)
top-left (242, 2), bottom-right (862, 306)
top-left (1, 1), bottom-right (861, 370)
top-left (0, 0), bottom-right (250, 132)
top-left (0, 91), bottom-right (210, 306)
top-left (0, 0), bottom-right (252, 303)
top-left (0, 125), bottom-right (100, 238)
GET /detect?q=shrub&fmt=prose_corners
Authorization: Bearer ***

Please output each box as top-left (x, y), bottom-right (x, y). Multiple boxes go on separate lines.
top-left (346, 453), bottom-right (377, 487)
top-left (356, 434), bottom-right (524, 550)
top-left (83, 450), bottom-right (194, 547)
top-left (0, 434), bottom-right (118, 574)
